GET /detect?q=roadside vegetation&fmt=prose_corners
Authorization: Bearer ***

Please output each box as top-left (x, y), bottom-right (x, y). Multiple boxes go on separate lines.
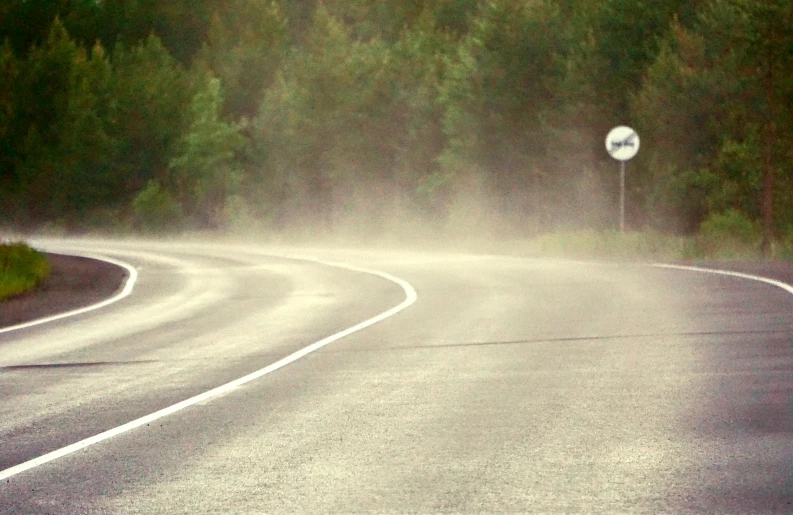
top-left (0, 1), bottom-right (791, 258)
top-left (522, 209), bottom-right (793, 261)
top-left (0, 243), bottom-right (51, 301)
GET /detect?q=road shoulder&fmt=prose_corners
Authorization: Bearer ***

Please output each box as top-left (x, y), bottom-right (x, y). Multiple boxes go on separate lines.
top-left (0, 253), bottom-right (127, 328)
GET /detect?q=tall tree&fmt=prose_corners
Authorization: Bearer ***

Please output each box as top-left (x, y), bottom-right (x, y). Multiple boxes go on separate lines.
top-left (319, 0), bottom-right (478, 41)
top-left (256, 5), bottom-right (399, 230)
top-left (10, 20), bottom-right (114, 226)
top-left (0, 43), bottom-right (19, 217)
top-left (699, 0), bottom-right (793, 254)
top-left (439, 0), bottom-right (567, 231)
top-left (93, 0), bottom-right (222, 65)
top-left (108, 35), bottom-right (194, 203)
top-left (196, 0), bottom-right (287, 120)
top-left (630, 22), bottom-right (725, 232)
top-left (568, 0), bottom-right (702, 126)
top-left (0, 0), bottom-right (102, 55)
top-left (169, 76), bottom-right (246, 228)
top-left (387, 14), bottom-right (455, 220)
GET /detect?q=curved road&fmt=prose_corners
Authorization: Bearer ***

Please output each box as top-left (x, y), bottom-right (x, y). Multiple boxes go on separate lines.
top-left (1, 239), bottom-right (792, 513)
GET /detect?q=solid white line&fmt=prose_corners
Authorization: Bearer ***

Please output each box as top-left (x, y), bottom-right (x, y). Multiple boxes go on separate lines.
top-left (0, 256), bottom-right (417, 481)
top-left (0, 252), bottom-right (138, 335)
top-left (652, 263), bottom-right (793, 297)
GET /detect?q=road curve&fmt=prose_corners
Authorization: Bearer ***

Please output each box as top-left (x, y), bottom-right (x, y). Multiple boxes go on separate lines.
top-left (1, 239), bottom-right (792, 513)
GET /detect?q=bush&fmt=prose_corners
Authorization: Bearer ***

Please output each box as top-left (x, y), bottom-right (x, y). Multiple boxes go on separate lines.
top-left (778, 226), bottom-right (793, 260)
top-left (696, 209), bottom-right (762, 259)
top-left (132, 181), bottom-right (183, 233)
top-left (0, 243), bottom-right (52, 301)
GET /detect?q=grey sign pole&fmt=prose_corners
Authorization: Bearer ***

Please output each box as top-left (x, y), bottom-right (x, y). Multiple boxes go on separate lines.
top-left (620, 160), bottom-right (626, 233)
top-left (605, 126), bottom-right (640, 233)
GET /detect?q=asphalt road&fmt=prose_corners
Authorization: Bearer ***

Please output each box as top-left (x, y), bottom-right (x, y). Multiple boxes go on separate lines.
top-left (1, 239), bottom-right (792, 513)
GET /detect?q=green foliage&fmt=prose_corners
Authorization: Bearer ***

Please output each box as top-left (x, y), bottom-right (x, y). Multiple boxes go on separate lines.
top-left (699, 0), bottom-right (793, 250)
top-left (383, 14), bottom-right (454, 217)
top-left (0, 242), bottom-right (51, 301)
top-left (91, 0), bottom-right (225, 65)
top-left (631, 0), bottom-right (793, 243)
top-left (779, 227), bottom-right (793, 260)
top-left (169, 76), bottom-right (246, 228)
top-left (108, 35), bottom-right (194, 200)
top-left (0, 0), bottom-right (101, 55)
top-left (630, 23), bottom-right (724, 232)
top-left (0, 42), bottom-right (19, 216)
top-left (697, 209), bottom-right (762, 259)
top-left (256, 5), bottom-right (418, 229)
top-left (8, 19), bottom-right (115, 225)
top-left (707, 137), bottom-right (763, 215)
top-left (196, 0), bottom-right (287, 119)
top-left (319, 0), bottom-right (478, 41)
top-left (0, 0), bottom-right (792, 250)
top-left (439, 0), bottom-right (569, 228)
top-left (632, 24), bottom-right (720, 169)
top-left (442, 0), bottom-right (566, 157)
top-left (132, 181), bottom-right (183, 232)
top-left (567, 0), bottom-right (696, 127)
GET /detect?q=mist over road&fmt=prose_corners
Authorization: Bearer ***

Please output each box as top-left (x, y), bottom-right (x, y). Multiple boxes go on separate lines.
top-left (1, 240), bottom-right (792, 513)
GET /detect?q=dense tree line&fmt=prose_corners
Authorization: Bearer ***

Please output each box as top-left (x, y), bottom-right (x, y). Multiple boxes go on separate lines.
top-left (1, 0), bottom-right (791, 249)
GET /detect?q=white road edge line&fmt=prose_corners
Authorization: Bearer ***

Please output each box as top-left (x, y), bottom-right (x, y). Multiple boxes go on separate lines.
top-left (652, 263), bottom-right (793, 297)
top-left (0, 256), bottom-right (418, 481)
top-left (0, 252), bottom-right (139, 336)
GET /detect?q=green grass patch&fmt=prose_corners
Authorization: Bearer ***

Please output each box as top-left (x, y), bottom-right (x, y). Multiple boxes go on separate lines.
top-left (694, 209), bottom-right (764, 260)
top-left (509, 226), bottom-right (791, 262)
top-left (0, 242), bottom-right (52, 301)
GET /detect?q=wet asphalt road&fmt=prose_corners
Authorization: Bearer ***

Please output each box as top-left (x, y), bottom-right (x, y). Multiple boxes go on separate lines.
top-left (1, 239), bottom-right (792, 513)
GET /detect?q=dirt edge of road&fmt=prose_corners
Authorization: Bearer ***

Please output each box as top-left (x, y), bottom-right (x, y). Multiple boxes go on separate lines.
top-left (0, 253), bottom-right (127, 329)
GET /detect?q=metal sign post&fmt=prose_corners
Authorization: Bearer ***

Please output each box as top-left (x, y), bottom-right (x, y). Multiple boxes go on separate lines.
top-left (605, 126), bottom-right (640, 232)
top-left (620, 160), bottom-right (626, 232)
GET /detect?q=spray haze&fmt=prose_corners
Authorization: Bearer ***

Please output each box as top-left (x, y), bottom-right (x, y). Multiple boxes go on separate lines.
top-left (1, 1), bottom-right (791, 258)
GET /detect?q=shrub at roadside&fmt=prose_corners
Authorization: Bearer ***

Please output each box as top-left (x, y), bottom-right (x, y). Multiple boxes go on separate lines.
top-left (520, 218), bottom-right (788, 261)
top-left (132, 180), bottom-right (184, 233)
top-left (0, 243), bottom-right (52, 301)
top-left (696, 209), bottom-right (762, 259)
top-left (779, 226), bottom-right (793, 260)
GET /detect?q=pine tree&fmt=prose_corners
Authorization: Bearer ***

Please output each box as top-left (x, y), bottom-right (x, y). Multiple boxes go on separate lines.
top-left (11, 19), bottom-right (114, 225)
top-left (169, 76), bottom-right (246, 228)
top-left (109, 35), bottom-right (194, 204)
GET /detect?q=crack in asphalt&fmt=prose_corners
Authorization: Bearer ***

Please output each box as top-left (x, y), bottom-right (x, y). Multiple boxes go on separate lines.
top-left (0, 360), bottom-right (159, 371)
top-left (5, 329), bottom-right (788, 370)
top-left (318, 328), bottom-right (793, 353)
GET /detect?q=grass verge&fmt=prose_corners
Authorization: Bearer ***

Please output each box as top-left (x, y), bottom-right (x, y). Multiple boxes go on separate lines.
top-left (0, 242), bottom-right (52, 301)
top-left (512, 230), bottom-right (697, 261)
top-left (508, 229), bottom-right (790, 261)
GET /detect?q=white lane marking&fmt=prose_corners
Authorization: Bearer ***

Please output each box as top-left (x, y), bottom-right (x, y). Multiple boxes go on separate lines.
top-left (0, 252), bottom-right (138, 335)
top-left (652, 263), bottom-right (793, 297)
top-left (0, 256), bottom-right (417, 481)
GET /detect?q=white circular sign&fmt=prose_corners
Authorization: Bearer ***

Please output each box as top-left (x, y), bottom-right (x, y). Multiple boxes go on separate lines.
top-left (605, 126), bottom-right (640, 161)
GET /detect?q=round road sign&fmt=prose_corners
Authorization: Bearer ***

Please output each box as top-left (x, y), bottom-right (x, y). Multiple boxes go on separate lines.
top-left (605, 126), bottom-right (640, 161)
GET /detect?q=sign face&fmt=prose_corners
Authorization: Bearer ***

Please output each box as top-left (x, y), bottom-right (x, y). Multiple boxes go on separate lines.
top-left (605, 126), bottom-right (640, 161)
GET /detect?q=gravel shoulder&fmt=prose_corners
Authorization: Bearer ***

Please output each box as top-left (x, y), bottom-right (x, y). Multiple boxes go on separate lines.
top-left (0, 253), bottom-right (127, 328)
